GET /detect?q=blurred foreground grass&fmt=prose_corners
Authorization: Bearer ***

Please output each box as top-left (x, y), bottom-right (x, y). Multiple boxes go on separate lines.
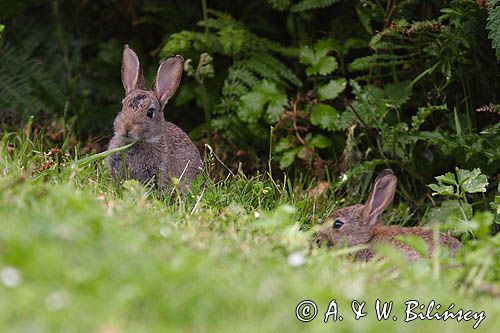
top-left (0, 128), bottom-right (498, 332)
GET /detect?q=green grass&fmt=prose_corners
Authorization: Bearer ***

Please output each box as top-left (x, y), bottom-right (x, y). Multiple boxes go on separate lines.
top-left (0, 128), bottom-right (498, 333)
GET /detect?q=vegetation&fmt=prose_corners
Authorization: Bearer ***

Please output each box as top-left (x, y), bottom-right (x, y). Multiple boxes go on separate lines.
top-left (0, 0), bottom-right (499, 331)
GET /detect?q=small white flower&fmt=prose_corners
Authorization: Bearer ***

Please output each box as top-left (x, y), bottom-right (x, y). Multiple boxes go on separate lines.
top-left (45, 290), bottom-right (69, 311)
top-left (287, 252), bottom-right (305, 267)
top-left (254, 211), bottom-right (261, 219)
top-left (1, 266), bottom-right (22, 288)
top-left (159, 226), bottom-right (169, 238)
top-left (340, 173), bottom-right (348, 182)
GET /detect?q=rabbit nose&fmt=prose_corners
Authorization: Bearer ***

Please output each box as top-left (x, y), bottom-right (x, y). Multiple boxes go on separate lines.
top-left (124, 124), bottom-right (132, 136)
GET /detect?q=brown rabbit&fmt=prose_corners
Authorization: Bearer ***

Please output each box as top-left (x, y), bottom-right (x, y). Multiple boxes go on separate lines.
top-left (108, 45), bottom-right (202, 191)
top-left (315, 169), bottom-right (461, 260)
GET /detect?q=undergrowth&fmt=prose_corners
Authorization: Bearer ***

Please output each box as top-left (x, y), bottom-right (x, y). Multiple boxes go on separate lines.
top-left (0, 125), bottom-right (498, 332)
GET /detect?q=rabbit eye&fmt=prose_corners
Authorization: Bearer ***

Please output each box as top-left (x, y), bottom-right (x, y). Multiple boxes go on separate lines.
top-left (146, 108), bottom-right (154, 118)
top-left (333, 219), bottom-right (344, 229)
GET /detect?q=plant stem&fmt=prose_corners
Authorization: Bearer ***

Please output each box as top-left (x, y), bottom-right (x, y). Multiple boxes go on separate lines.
top-left (201, 84), bottom-right (212, 145)
top-left (201, 0), bottom-right (209, 35)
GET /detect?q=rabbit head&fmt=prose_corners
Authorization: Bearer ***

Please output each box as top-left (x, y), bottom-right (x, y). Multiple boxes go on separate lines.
top-left (316, 169), bottom-right (397, 248)
top-left (113, 45), bottom-right (183, 144)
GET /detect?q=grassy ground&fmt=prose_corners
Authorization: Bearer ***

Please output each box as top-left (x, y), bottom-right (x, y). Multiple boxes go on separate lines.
top-left (0, 127), bottom-right (498, 332)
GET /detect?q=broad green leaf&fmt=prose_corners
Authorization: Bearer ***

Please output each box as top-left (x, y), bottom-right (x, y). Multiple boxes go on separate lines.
top-left (238, 80), bottom-right (287, 123)
top-left (297, 146), bottom-right (311, 160)
top-left (314, 39), bottom-right (335, 57)
top-left (425, 200), bottom-right (473, 228)
top-left (318, 78), bottom-right (346, 101)
top-left (266, 95), bottom-right (288, 123)
top-left (312, 57), bottom-right (338, 76)
top-left (311, 103), bottom-right (339, 131)
top-left (299, 42), bottom-right (338, 76)
top-left (274, 138), bottom-right (292, 152)
top-left (298, 47), bottom-right (315, 66)
top-left (383, 81), bottom-right (412, 108)
top-left (456, 168), bottom-right (489, 194)
top-left (435, 172), bottom-right (457, 186)
top-left (309, 134), bottom-right (332, 148)
top-left (428, 183), bottom-right (455, 197)
top-left (279, 149), bottom-right (297, 169)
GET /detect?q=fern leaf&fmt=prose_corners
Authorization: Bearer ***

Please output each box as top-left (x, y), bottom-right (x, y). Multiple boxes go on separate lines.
top-left (486, 0), bottom-right (500, 58)
top-left (291, 0), bottom-right (340, 12)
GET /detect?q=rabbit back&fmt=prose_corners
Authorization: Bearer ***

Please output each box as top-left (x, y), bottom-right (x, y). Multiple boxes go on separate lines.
top-left (358, 225), bottom-right (462, 261)
top-left (159, 121), bottom-right (202, 187)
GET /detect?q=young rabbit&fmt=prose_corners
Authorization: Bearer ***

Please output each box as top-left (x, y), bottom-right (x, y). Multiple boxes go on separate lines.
top-left (108, 45), bottom-right (202, 191)
top-left (315, 169), bottom-right (461, 260)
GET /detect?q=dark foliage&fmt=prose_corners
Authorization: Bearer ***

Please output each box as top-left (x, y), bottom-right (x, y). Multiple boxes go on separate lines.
top-left (0, 0), bottom-right (499, 222)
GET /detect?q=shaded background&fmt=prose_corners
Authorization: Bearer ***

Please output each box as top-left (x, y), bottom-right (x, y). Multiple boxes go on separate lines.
top-left (1, 1), bottom-right (499, 198)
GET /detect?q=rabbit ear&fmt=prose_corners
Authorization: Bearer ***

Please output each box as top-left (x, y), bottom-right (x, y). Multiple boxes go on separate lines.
top-left (364, 169), bottom-right (397, 225)
top-left (153, 55), bottom-right (183, 110)
top-left (121, 45), bottom-right (145, 94)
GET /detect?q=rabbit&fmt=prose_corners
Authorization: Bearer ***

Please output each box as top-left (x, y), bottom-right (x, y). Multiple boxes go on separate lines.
top-left (315, 169), bottom-right (461, 261)
top-left (108, 45), bottom-right (202, 191)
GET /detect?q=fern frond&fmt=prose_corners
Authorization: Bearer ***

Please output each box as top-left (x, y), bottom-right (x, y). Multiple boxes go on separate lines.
top-left (266, 0), bottom-right (291, 11)
top-left (486, 0), bottom-right (500, 58)
top-left (291, 0), bottom-right (340, 12)
top-left (349, 54), bottom-right (416, 71)
top-left (227, 65), bottom-right (259, 89)
top-left (0, 43), bottom-right (64, 119)
top-left (250, 53), bottom-right (301, 86)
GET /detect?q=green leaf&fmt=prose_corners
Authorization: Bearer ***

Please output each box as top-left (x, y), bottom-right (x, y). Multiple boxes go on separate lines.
top-left (492, 195), bottom-right (500, 215)
top-left (383, 81), bottom-right (412, 108)
top-left (456, 168), bottom-right (489, 194)
top-left (299, 47), bottom-right (315, 65)
top-left (291, 0), bottom-right (340, 12)
top-left (425, 200), bottom-right (473, 228)
top-left (309, 134), bottom-right (332, 148)
top-left (493, 183), bottom-right (500, 216)
top-left (279, 149), bottom-right (297, 169)
top-left (428, 183), bottom-right (455, 197)
top-left (435, 172), bottom-right (457, 186)
top-left (317, 78), bottom-right (346, 101)
top-left (312, 57), bottom-right (338, 76)
top-left (239, 91), bottom-right (265, 123)
top-left (469, 211), bottom-right (494, 239)
top-left (311, 103), bottom-right (339, 131)
top-left (299, 41), bottom-right (338, 76)
top-left (256, 205), bottom-right (297, 231)
top-left (486, 0), bottom-right (500, 58)
top-left (274, 138), bottom-right (292, 152)
top-left (411, 105), bottom-right (447, 130)
top-left (238, 80), bottom-right (288, 123)
top-left (266, 95), bottom-right (288, 123)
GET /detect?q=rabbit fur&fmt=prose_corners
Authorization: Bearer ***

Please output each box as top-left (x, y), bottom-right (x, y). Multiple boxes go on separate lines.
top-left (315, 169), bottom-right (461, 260)
top-left (108, 45), bottom-right (202, 191)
